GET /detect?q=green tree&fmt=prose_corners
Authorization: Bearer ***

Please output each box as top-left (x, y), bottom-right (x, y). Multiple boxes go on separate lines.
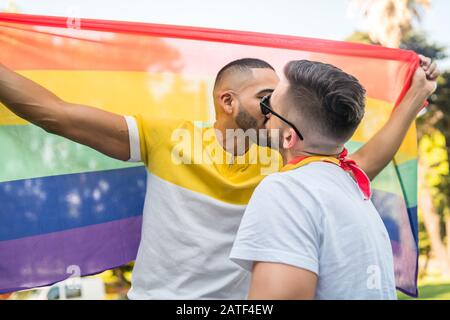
top-left (347, 28), bottom-right (450, 276)
top-left (402, 32), bottom-right (450, 276)
top-left (350, 0), bottom-right (430, 47)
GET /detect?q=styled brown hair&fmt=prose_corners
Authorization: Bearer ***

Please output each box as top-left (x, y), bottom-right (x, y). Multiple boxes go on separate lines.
top-left (283, 60), bottom-right (366, 142)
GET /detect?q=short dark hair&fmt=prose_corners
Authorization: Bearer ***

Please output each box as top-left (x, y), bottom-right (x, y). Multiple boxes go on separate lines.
top-left (283, 60), bottom-right (366, 142)
top-left (214, 58), bottom-right (275, 90)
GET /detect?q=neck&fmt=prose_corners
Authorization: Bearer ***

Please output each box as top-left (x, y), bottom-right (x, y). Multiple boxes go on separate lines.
top-left (283, 146), bottom-right (344, 166)
top-left (213, 119), bottom-right (252, 156)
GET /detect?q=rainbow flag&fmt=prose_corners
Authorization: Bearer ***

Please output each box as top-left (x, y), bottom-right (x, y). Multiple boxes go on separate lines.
top-left (0, 13), bottom-right (419, 296)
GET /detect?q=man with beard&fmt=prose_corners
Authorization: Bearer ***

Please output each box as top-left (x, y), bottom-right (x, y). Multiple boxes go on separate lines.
top-left (0, 56), bottom-right (437, 299)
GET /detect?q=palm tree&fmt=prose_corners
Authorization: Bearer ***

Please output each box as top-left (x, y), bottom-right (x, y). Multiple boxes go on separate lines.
top-left (349, 0), bottom-right (450, 277)
top-left (1, 0), bottom-right (18, 13)
top-left (350, 0), bottom-right (430, 48)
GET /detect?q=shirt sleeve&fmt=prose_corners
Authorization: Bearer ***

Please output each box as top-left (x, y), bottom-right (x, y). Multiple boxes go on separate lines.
top-left (123, 114), bottom-right (168, 166)
top-left (230, 173), bottom-right (322, 276)
top-left (124, 115), bottom-right (142, 163)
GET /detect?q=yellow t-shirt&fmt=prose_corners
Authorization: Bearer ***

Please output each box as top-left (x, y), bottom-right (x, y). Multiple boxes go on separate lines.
top-left (124, 115), bottom-right (281, 299)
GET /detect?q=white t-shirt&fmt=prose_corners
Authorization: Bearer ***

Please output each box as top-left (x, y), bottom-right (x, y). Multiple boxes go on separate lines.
top-left (230, 162), bottom-right (397, 300)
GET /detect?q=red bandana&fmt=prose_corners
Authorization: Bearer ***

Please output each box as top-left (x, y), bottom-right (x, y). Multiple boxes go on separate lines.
top-left (284, 148), bottom-right (371, 200)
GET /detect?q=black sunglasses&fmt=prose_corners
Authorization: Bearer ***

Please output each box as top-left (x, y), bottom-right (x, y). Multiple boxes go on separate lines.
top-left (260, 95), bottom-right (304, 140)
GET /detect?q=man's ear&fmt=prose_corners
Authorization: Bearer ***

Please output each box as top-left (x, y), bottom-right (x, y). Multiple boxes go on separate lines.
top-left (282, 128), bottom-right (298, 149)
top-left (218, 91), bottom-right (234, 115)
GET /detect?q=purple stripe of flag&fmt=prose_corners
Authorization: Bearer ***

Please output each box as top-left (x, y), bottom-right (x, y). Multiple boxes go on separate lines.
top-left (0, 216), bottom-right (142, 293)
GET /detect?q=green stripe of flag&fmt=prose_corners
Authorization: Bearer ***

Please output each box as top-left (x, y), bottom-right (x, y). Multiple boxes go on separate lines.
top-left (346, 141), bottom-right (417, 207)
top-left (0, 124), bottom-right (142, 183)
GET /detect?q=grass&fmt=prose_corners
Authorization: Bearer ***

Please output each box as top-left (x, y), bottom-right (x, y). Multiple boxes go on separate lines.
top-left (398, 273), bottom-right (450, 300)
top-left (399, 283), bottom-right (450, 300)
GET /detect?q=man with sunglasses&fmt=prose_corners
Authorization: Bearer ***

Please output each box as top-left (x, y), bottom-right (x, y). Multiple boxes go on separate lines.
top-left (230, 59), bottom-right (439, 299)
top-left (260, 95), bottom-right (304, 141)
top-left (0, 55), bottom-right (438, 299)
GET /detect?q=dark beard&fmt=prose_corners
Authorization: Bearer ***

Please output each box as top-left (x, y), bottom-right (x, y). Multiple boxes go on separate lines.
top-left (234, 106), bottom-right (281, 149)
top-left (234, 107), bottom-right (259, 147)
top-left (235, 107), bottom-right (258, 131)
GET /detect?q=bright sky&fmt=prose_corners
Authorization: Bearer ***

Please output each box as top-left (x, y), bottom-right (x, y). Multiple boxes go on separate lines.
top-left (1, 0), bottom-right (449, 68)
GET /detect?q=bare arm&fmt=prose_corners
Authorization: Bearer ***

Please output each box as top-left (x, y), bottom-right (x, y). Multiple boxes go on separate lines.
top-left (351, 55), bottom-right (440, 180)
top-left (0, 64), bottom-right (131, 161)
top-left (248, 262), bottom-right (318, 300)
